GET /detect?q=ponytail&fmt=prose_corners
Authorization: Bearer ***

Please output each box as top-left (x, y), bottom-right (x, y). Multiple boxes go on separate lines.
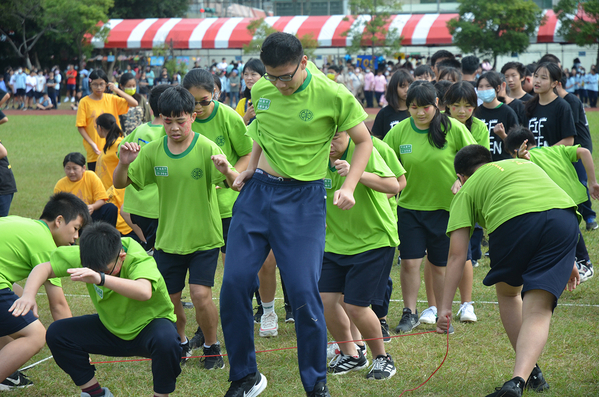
top-left (96, 113), bottom-right (123, 153)
top-left (428, 108), bottom-right (451, 149)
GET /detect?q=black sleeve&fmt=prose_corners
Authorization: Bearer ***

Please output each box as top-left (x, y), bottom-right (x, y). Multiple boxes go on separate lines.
top-left (371, 109), bottom-right (385, 138)
top-left (502, 105), bottom-right (519, 135)
top-left (558, 100), bottom-right (576, 141)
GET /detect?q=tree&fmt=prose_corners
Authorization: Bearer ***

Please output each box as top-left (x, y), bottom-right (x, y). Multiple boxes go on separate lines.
top-left (243, 18), bottom-right (318, 60)
top-left (554, 0), bottom-right (599, 68)
top-left (447, 0), bottom-right (545, 68)
top-left (109, 0), bottom-right (189, 19)
top-left (342, 0), bottom-right (403, 59)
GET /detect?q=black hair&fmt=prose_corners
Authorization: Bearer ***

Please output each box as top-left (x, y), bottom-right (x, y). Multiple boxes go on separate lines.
top-left (119, 72), bottom-right (142, 103)
top-left (461, 55), bottom-right (480, 75)
top-left (213, 74), bottom-right (221, 93)
top-left (478, 70), bottom-right (506, 102)
top-left (242, 58), bottom-right (265, 99)
top-left (444, 82), bottom-right (478, 131)
top-left (525, 62), bottom-right (562, 119)
top-left (414, 64), bottom-right (435, 79)
top-left (158, 86), bottom-right (195, 117)
top-left (454, 145), bottom-right (493, 177)
top-left (500, 62), bottom-right (526, 78)
top-left (437, 58), bottom-right (462, 71)
top-left (539, 53), bottom-right (561, 65)
top-left (63, 152), bottom-right (86, 167)
top-left (79, 222), bottom-right (122, 272)
top-left (89, 69), bottom-right (108, 83)
top-left (149, 84), bottom-right (172, 116)
top-left (385, 69), bottom-right (414, 111)
top-left (260, 32), bottom-right (303, 68)
top-left (434, 80), bottom-right (453, 103)
top-left (560, 73), bottom-right (568, 87)
top-left (183, 68), bottom-right (214, 93)
top-left (438, 67), bottom-right (462, 82)
top-left (328, 65), bottom-right (340, 73)
top-left (525, 63), bottom-right (536, 76)
top-left (406, 81), bottom-right (451, 149)
top-left (40, 192), bottom-right (91, 226)
top-left (431, 50), bottom-right (454, 67)
top-left (504, 125), bottom-right (536, 155)
top-left (96, 113), bottom-right (123, 153)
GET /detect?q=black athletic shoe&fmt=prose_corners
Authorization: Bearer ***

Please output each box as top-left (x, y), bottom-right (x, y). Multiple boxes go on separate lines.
top-left (526, 364), bottom-right (550, 392)
top-left (328, 350), bottom-right (369, 375)
top-left (180, 340), bottom-right (192, 365)
top-left (395, 308), bottom-right (420, 333)
top-left (380, 319), bottom-right (391, 342)
top-left (486, 377), bottom-right (525, 397)
top-left (0, 371), bottom-right (33, 391)
top-left (285, 304), bottom-right (295, 323)
top-left (253, 305), bottom-right (263, 324)
top-left (202, 342), bottom-right (225, 370)
top-left (189, 326), bottom-right (205, 349)
top-left (306, 381), bottom-right (331, 397)
top-left (224, 372), bottom-right (267, 397)
top-left (366, 354), bottom-right (397, 380)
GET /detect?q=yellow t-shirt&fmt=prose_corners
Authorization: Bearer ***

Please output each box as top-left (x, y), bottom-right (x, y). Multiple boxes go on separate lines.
top-left (54, 171), bottom-right (108, 205)
top-left (96, 137), bottom-right (132, 235)
top-left (76, 94), bottom-right (129, 163)
top-left (235, 97), bottom-right (248, 118)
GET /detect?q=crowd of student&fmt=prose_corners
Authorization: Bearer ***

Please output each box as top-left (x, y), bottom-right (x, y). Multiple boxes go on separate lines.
top-left (0, 33), bottom-right (597, 397)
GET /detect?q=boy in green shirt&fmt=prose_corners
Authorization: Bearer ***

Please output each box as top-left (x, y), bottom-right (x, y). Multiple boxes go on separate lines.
top-left (0, 192), bottom-right (89, 390)
top-left (114, 86), bottom-right (238, 370)
top-left (438, 145), bottom-right (580, 397)
top-left (11, 222), bottom-right (181, 397)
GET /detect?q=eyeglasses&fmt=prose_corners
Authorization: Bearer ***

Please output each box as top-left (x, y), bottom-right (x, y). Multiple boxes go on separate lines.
top-left (264, 61), bottom-right (301, 82)
top-left (195, 96), bottom-right (213, 107)
top-left (91, 83), bottom-right (106, 89)
top-left (107, 251), bottom-right (122, 276)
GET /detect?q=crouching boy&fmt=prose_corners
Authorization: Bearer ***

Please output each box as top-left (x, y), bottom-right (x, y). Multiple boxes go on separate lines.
top-left (10, 222), bottom-right (181, 397)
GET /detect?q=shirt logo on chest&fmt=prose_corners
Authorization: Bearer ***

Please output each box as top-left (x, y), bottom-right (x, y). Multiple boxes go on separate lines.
top-left (154, 166), bottom-right (168, 176)
top-left (94, 284), bottom-right (104, 299)
top-left (191, 168), bottom-right (204, 180)
top-left (256, 98), bottom-right (271, 110)
top-left (215, 135), bottom-right (225, 146)
top-left (324, 178), bottom-right (333, 189)
top-left (299, 109), bottom-right (313, 122)
top-left (400, 144), bottom-right (412, 154)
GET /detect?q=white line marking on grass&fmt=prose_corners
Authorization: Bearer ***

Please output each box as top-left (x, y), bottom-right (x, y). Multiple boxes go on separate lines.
top-left (20, 356), bottom-right (53, 371)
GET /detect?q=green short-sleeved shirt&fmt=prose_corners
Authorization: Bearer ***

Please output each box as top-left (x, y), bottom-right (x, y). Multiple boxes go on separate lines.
top-left (372, 136), bottom-right (406, 222)
top-left (383, 117), bottom-right (477, 211)
top-left (193, 101), bottom-right (252, 218)
top-left (247, 61), bottom-right (368, 181)
top-left (528, 145), bottom-right (587, 205)
top-left (50, 238), bottom-right (176, 340)
top-left (120, 122), bottom-right (166, 218)
top-left (324, 140), bottom-right (399, 254)
top-left (127, 133), bottom-right (227, 254)
top-left (470, 117), bottom-right (491, 149)
top-left (0, 216), bottom-right (61, 290)
top-left (447, 159), bottom-right (578, 236)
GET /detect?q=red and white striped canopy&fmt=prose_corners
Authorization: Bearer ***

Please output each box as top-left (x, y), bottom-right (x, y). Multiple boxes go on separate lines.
top-left (91, 10), bottom-right (564, 50)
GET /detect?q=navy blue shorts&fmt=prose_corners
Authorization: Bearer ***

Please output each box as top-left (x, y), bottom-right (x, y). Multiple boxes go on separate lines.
top-left (0, 288), bottom-right (38, 337)
top-left (485, 209), bottom-right (578, 302)
top-left (154, 248), bottom-right (219, 294)
top-left (319, 247), bottom-right (395, 307)
top-left (397, 207), bottom-right (450, 266)
top-left (220, 217), bottom-right (231, 254)
top-left (16, 89), bottom-right (25, 97)
top-left (130, 214), bottom-right (158, 251)
top-left (26, 90), bottom-right (34, 98)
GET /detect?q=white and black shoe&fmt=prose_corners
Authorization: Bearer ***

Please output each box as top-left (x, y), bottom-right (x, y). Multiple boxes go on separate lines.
top-left (366, 354), bottom-right (397, 380)
top-left (328, 350), bottom-right (368, 375)
top-left (224, 372), bottom-right (267, 397)
top-left (0, 371), bottom-right (34, 390)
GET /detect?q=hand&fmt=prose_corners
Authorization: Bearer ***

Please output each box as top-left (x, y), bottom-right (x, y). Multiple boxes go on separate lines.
top-left (515, 139), bottom-right (530, 160)
top-left (451, 179), bottom-right (462, 195)
top-left (68, 268), bottom-right (102, 284)
top-left (493, 122), bottom-right (505, 138)
top-left (9, 296), bottom-right (39, 318)
top-left (91, 142), bottom-right (101, 156)
top-left (211, 154), bottom-right (231, 174)
top-left (333, 187), bottom-right (355, 210)
top-left (107, 82), bottom-right (118, 93)
top-left (588, 181), bottom-right (599, 200)
top-left (334, 159), bottom-right (350, 177)
top-left (244, 104), bottom-right (256, 124)
top-left (88, 205), bottom-right (94, 215)
top-left (565, 263), bottom-right (580, 292)
top-left (436, 309), bottom-right (453, 334)
top-left (232, 169), bottom-right (254, 191)
top-left (119, 142), bottom-right (141, 165)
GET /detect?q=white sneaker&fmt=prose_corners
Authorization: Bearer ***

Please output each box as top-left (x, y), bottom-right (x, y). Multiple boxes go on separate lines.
top-left (259, 311), bottom-right (278, 337)
top-left (457, 301), bottom-right (477, 322)
top-left (419, 306), bottom-right (437, 324)
top-left (71, 97), bottom-right (75, 102)
top-left (577, 260), bottom-right (590, 282)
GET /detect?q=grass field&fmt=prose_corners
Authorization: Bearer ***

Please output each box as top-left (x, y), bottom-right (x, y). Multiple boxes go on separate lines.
top-left (2, 114), bottom-right (599, 396)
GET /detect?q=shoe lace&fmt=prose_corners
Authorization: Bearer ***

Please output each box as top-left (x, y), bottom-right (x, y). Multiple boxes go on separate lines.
top-left (328, 353), bottom-right (345, 367)
top-left (421, 307), bottom-right (436, 317)
top-left (368, 356), bottom-right (386, 373)
top-left (261, 312), bottom-right (277, 328)
top-left (457, 302), bottom-right (473, 316)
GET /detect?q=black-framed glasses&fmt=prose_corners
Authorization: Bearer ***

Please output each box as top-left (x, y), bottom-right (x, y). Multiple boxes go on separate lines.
top-left (107, 253), bottom-right (120, 276)
top-left (195, 96), bottom-right (213, 107)
top-left (264, 61), bottom-right (301, 82)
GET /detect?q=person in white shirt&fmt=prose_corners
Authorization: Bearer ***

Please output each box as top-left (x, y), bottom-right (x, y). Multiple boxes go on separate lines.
top-left (25, 70), bottom-right (37, 110)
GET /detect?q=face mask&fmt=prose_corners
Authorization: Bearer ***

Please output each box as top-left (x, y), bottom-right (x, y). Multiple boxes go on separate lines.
top-left (365, 69), bottom-right (370, 73)
top-left (124, 87), bottom-right (136, 95)
top-left (18, 69), bottom-right (22, 73)
top-left (327, 73), bottom-right (336, 80)
top-left (385, 72), bottom-right (390, 76)
top-left (477, 89), bottom-right (496, 103)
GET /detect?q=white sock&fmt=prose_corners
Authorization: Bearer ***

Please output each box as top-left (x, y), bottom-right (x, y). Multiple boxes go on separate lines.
top-left (262, 300), bottom-right (275, 315)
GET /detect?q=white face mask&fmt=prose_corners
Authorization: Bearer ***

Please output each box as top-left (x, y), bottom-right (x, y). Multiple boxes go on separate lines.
top-left (477, 88), bottom-right (497, 103)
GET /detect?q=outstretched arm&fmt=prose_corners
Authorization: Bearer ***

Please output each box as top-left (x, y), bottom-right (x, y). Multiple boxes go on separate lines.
top-left (113, 142), bottom-right (140, 188)
top-left (67, 267), bottom-right (152, 301)
top-left (9, 262), bottom-right (56, 318)
top-left (577, 147), bottom-right (599, 199)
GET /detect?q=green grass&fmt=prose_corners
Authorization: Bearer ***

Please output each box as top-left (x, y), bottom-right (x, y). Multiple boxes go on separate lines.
top-left (2, 113), bottom-right (599, 396)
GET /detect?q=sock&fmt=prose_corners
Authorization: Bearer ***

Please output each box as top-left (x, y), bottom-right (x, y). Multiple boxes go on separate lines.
top-left (204, 343), bottom-right (213, 349)
top-left (181, 337), bottom-right (189, 346)
top-left (82, 382), bottom-right (104, 397)
top-left (262, 300), bottom-right (275, 315)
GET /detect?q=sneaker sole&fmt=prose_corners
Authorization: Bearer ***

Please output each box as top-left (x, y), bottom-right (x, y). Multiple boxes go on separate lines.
top-left (330, 360), bottom-right (369, 375)
top-left (419, 317), bottom-right (436, 325)
top-left (259, 328), bottom-right (278, 337)
top-left (367, 366), bottom-right (397, 380)
top-left (246, 373), bottom-right (268, 397)
top-left (395, 320), bottom-right (420, 333)
top-left (285, 318), bottom-right (295, 323)
top-left (205, 361), bottom-right (226, 370)
top-left (0, 384), bottom-right (33, 391)
top-left (460, 316), bottom-right (477, 323)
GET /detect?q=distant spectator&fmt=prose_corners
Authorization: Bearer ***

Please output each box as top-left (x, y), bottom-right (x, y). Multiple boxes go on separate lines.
top-left (229, 69), bottom-right (240, 108)
top-left (145, 65), bottom-right (155, 88)
top-left (461, 55), bottom-right (480, 85)
top-left (80, 67), bottom-right (90, 98)
top-left (374, 69), bottom-right (387, 107)
top-left (363, 67), bottom-right (375, 108)
top-left (414, 65), bottom-right (435, 82)
top-left (66, 65), bottom-right (78, 103)
top-left (438, 67), bottom-right (463, 83)
top-left (118, 73), bottom-right (151, 135)
top-left (36, 93), bottom-right (53, 110)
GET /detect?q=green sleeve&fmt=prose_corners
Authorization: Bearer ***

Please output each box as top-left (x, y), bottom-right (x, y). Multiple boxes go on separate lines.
top-left (127, 145), bottom-right (156, 191)
top-left (447, 190), bottom-right (476, 237)
top-left (227, 113), bottom-right (252, 159)
top-left (50, 246), bottom-right (82, 278)
top-left (335, 84), bottom-right (368, 132)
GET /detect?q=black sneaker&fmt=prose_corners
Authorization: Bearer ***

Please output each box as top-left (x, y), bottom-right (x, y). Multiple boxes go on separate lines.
top-left (285, 304), bottom-right (295, 323)
top-left (328, 350), bottom-right (369, 375)
top-left (366, 354), bottom-right (397, 380)
top-left (396, 256), bottom-right (401, 266)
top-left (306, 381), bottom-right (330, 397)
top-left (586, 217), bottom-right (598, 231)
top-left (395, 308), bottom-right (420, 333)
top-left (225, 372), bottom-right (267, 397)
top-left (189, 326), bottom-right (205, 349)
top-left (486, 377), bottom-right (525, 397)
top-left (202, 342), bottom-right (225, 370)
top-left (254, 305), bottom-right (263, 324)
top-left (180, 339), bottom-right (192, 365)
top-left (380, 319), bottom-right (391, 342)
top-left (0, 371), bottom-right (34, 390)
top-left (526, 364), bottom-right (549, 392)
